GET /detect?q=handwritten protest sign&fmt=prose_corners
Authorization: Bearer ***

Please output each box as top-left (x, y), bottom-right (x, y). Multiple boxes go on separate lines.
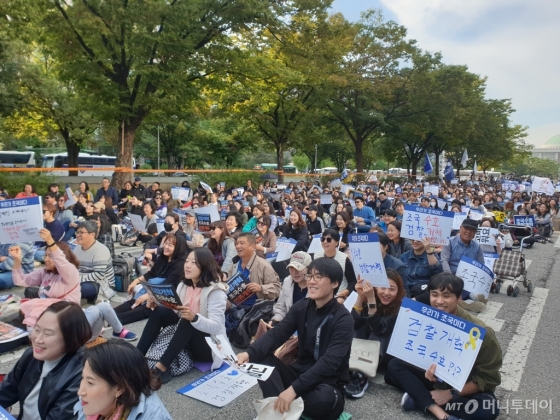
top-left (307, 234), bottom-right (323, 254)
top-left (348, 232), bottom-right (389, 287)
top-left (401, 205), bottom-right (454, 246)
top-left (387, 298), bottom-right (486, 391)
top-left (274, 237), bottom-right (297, 262)
top-left (226, 273), bottom-right (255, 306)
top-left (483, 253), bottom-right (500, 273)
top-left (128, 213), bottom-right (146, 233)
top-left (474, 227), bottom-right (500, 246)
top-left (171, 187), bottom-right (191, 201)
top-left (456, 256), bottom-right (495, 298)
top-left (513, 215), bottom-right (535, 227)
top-left (452, 212), bottom-right (468, 230)
top-left (0, 197), bottom-right (44, 244)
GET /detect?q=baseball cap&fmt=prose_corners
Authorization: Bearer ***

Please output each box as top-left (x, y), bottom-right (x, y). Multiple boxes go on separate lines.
top-left (461, 219), bottom-right (479, 230)
top-left (287, 252), bottom-right (312, 271)
top-left (186, 209), bottom-right (195, 217)
top-left (483, 212), bottom-right (496, 219)
top-left (134, 177), bottom-right (141, 182)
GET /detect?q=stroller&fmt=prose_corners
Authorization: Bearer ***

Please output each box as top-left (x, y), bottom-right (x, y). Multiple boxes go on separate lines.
top-left (491, 224), bottom-right (533, 297)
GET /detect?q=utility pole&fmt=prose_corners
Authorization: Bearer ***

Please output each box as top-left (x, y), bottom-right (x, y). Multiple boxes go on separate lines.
top-left (314, 144), bottom-right (318, 174)
top-left (157, 125), bottom-right (160, 176)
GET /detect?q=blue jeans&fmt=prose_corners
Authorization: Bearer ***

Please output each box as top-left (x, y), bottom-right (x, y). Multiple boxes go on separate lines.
top-left (0, 271), bottom-right (14, 289)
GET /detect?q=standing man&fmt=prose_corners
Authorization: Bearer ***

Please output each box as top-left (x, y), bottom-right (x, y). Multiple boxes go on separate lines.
top-left (237, 257), bottom-right (353, 420)
top-left (353, 196), bottom-right (375, 232)
top-left (440, 219), bottom-right (486, 312)
top-left (95, 177), bottom-right (119, 205)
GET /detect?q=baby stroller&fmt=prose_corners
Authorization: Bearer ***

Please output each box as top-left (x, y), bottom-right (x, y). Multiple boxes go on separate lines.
top-left (492, 224), bottom-right (533, 297)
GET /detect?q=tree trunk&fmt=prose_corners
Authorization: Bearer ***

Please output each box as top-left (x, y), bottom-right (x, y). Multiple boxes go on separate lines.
top-left (113, 121), bottom-right (138, 189)
top-left (276, 143), bottom-right (284, 184)
top-left (411, 160), bottom-right (418, 177)
top-left (167, 152), bottom-right (173, 177)
top-left (62, 132), bottom-right (80, 177)
top-left (354, 139), bottom-right (364, 173)
top-left (434, 151), bottom-right (441, 175)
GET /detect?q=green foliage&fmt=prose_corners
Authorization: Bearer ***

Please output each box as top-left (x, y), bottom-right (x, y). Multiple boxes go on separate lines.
top-left (503, 156), bottom-right (560, 179)
top-left (191, 172), bottom-right (263, 191)
top-left (292, 154), bottom-right (310, 172)
top-left (0, 172), bottom-right (56, 197)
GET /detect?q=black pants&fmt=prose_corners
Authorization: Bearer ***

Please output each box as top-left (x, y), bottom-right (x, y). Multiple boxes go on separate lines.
top-left (136, 305), bottom-right (213, 368)
top-left (114, 300), bottom-right (153, 325)
top-left (254, 355), bottom-right (345, 420)
top-left (385, 358), bottom-right (499, 420)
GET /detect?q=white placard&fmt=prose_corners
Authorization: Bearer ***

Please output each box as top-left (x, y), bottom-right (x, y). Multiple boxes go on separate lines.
top-left (0, 197), bottom-right (44, 244)
top-left (307, 234), bottom-right (323, 254)
top-left (437, 199), bottom-right (447, 210)
top-left (461, 206), bottom-right (470, 213)
top-left (200, 181), bottom-right (213, 193)
top-left (348, 232), bottom-right (390, 287)
top-left (330, 179), bottom-right (343, 189)
top-left (531, 176), bottom-right (555, 195)
top-left (401, 205), bottom-right (455, 246)
top-left (474, 227), bottom-right (499, 246)
top-left (343, 291), bottom-right (359, 313)
top-left (387, 298), bottom-right (486, 391)
top-left (171, 187), bottom-right (191, 201)
top-left (456, 256), bottom-right (495, 298)
top-left (320, 194), bottom-right (332, 205)
top-left (129, 213), bottom-right (146, 232)
top-left (64, 184), bottom-right (76, 208)
top-left (468, 211), bottom-right (483, 221)
top-left (193, 206), bottom-right (220, 223)
top-left (423, 185), bottom-right (439, 196)
top-left (340, 185), bottom-right (352, 196)
top-left (274, 237), bottom-right (297, 262)
top-left (452, 212), bottom-right (468, 230)
top-left (483, 253), bottom-right (500, 273)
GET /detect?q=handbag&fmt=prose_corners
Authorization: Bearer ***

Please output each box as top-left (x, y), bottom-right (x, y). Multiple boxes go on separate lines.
top-left (348, 338), bottom-right (380, 378)
top-left (253, 319), bottom-right (299, 365)
top-left (119, 229), bottom-right (138, 247)
top-left (253, 397), bottom-right (304, 420)
top-left (145, 323), bottom-right (193, 377)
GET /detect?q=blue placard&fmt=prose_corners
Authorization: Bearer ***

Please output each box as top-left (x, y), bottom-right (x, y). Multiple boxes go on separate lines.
top-left (513, 215), bottom-right (535, 227)
top-left (0, 405), bottom-right (16, 420)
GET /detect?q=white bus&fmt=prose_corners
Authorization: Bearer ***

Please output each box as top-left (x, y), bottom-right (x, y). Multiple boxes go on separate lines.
top-left (0, 151), bottom-right (37, 168)
top-left (42, 153), bottom-right (136, 176)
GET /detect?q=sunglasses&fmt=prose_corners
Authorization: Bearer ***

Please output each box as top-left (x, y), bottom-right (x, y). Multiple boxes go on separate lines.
top-left (257, 221), bottom-right (267, 226)
top-left (209, 226), bottom-right (220, 231)
top-left (320, 237), bottom-right (334, 243)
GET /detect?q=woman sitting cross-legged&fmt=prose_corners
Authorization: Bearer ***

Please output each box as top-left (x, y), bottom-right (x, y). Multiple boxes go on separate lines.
top-left (75, 340), bottom-right (171, 420)
top-left (136, 247), bottom-right (228, 384)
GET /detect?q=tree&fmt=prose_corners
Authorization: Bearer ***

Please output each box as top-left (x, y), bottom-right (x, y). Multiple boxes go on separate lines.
top-left (504, 156), bottom-right (560, 179)
top-left (17, 0), bottom-right (330, 186)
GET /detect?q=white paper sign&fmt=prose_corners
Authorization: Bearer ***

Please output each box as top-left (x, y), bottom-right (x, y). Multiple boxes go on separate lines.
top-left (387, 298), bottom-right (486, 391)
top-left (437, 199), bottom-right (447, 210)
top-left (474, 227), bottom-right (499, 246)
top-left (320, 194), bottom-right (332, 205)
top-left (64, 184), bottom-right (76, 208)
top-left (343, 291), bottom-right (359, 313)
top-left (274, 237), bottom-right (297, 262)
top-left (452, 212), bottom-right (468, 230)
top-left (128, 213), bottom-right (146, 232)
top-left (0, 197), bottom-right (44, 244)
top-left (348, 232), bottom-right (390, 287)
top-left (468, 211), bottom-right (483, 221)
top-left (456, 256), bottom-right (495, 298)
top-left (483, 253), bottom-right (500, 273)
top-left (330, 179), bottom-right (343, 188)
top-left (423, 185), bottom-right (439, 196)
top-left (155, 218), bottom-right (166, 234)
top-left (193, 206), bottom-right (220, 223)
top-left (531, 176), bottom-right (555, 195)
top-left (307, 234), bottom-right (323, 254)
top-left (401, 205), bottom-right (455, 246)
top-left (171, 187), bottom-right (191, 201)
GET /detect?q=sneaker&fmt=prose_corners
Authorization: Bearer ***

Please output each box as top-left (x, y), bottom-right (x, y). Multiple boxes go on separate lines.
top-left (401, 392), bottom-right (416, 411)
top-left (458, 300), bottom-right (486, 313)
top-left (345, 372), bottom-right (369, 398)
top-left (154, 367), bottom-right (172, 384)
top-left (112, 328), bottom-right (137, 341)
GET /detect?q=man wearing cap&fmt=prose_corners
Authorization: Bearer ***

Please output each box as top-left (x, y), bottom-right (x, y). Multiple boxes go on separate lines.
top-left (305, 205), bottom-right (324, 237)
top-left (270, 252), bottom-right (311, 325)
top-left (353, 196), bottom-right (375, 232)
top-left (131, 177), bottom-right (146, 197)
top-left (440, 219), bottom-right (487, 312)
top-left (95, 177), bottom-right (119, 204)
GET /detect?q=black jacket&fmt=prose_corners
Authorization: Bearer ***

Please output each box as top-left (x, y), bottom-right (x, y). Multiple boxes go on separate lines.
top-left (247, 298), bottom-right (353, 396)
top-left (0, 347), bottom-right (85, 420)
top-left (281, 224), bottom-right (310, 253)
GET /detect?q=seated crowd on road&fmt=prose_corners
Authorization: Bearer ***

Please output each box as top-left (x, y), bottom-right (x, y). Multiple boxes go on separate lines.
top-left (0, 173), bottom-right (558, 420)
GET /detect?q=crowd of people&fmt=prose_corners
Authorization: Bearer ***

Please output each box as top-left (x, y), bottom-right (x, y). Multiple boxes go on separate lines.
top-left (0, 173), bottom-right (558, 420)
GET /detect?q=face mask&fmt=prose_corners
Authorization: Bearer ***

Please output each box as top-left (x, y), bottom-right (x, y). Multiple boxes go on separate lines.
top-left (163, 222), bottom-right (174, 232)
top-left (430, 202), bottom-right (436, 207)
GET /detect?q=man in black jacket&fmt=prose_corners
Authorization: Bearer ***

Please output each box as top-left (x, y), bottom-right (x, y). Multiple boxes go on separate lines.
top-left (238, 257), bottom-right (353, 420)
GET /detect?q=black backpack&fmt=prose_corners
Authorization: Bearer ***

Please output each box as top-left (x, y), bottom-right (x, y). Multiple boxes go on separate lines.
top-left (113, 252), bottom-right (142, 292)
top-left (232, 300), bottom-right (275, 348)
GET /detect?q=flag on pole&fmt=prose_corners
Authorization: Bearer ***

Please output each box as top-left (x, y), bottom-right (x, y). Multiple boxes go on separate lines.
top-left (423, 152), bottom-right (433, 175)
top-left (473, 160), bottom-right (477, 175)
top-left (461, 149), bottom-right (469, 168)
top-left (341, 166), bottom-right (349, 181)
top-left (444, 160), bottom-right (454, 181)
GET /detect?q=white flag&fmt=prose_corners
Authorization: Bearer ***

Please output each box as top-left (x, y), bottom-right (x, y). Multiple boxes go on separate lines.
top-left (461, 149), bottom-right (468, 168)
top-left (473, 160), bottom-right (477, 174)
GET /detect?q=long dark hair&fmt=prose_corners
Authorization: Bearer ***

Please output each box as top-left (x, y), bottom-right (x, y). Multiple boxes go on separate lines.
top-left (376, 269), bottom-right (405, 316)
top-left (84, 340), bottom-right (161, 409)
top-left (288, 208), bottom-right (306, 229)
top-left (207, 221), bottom-right (229, 253)
top-left (183, 248), bottom-right (221, 288)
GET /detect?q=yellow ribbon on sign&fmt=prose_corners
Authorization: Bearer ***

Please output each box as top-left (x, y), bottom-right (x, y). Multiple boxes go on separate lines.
top-left (493, 211), bottom-right (505, 223)
top-left (464, 327), bottom-right (481, 350)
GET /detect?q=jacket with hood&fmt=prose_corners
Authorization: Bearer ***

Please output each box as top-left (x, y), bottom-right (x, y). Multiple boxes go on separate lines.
top-left (75, 391), bottom-right (172, 420)
top-left (144, 233), bottom-right (188, 288)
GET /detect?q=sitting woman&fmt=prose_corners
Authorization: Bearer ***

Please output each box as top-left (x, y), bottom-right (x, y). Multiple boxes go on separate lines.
top-left (334, 211), bottom-right (352, 253)
top-left (242, 204), bottom-right (264, 233)
top-left (254, 215), bottom-right (277, 259)
top-left (262, 201), bottom-right (278, 232)
top-left (144, 212), bottom-right (185, 265)
top-left (153, 193), bottom-right (168, 219)
top-left (137, 201), bottom-right (158, 244)
top-left (115, 233), bottom-right (188, 325)
top-left (399, 237), bottom-right (443, 301)
top-left (74, 181), bottom-right (94, 202)
top-left (347, 269), bottom-right (405, 398)
top-left (377, 231), bottom-right (409, 290)
top-left (76, 340), bottom-right (171, 420)
top-left (0, 302), bottom-right (91, 419)
top-left (386, 221), bottom-right (412, 259)
top-left (313, 229), bottom-right (357, 304)
top-left (103, 197), bottom-right (119, 225)
top-left (136, 248), bottom-right (228, 383)
top-left (535, 203), bottom-right (553, 238)
top-left (281, 208), bottom-right (310, 252)
top-left (206, 221), bottom-right (236, 278)
top-left (225, 212), bottom-right (243, 237)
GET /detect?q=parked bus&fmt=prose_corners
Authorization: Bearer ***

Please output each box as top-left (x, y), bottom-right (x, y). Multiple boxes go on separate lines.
top-left (0, 151), bottom-right (37, 168)
top-left (42, 153), bottom-right (136, 176)
top-left (254, 163), bottom-right (298, 174)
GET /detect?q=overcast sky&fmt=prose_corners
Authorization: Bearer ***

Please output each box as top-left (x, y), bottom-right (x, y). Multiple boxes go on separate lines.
top-left (330, 0), bottom-right (560, 147)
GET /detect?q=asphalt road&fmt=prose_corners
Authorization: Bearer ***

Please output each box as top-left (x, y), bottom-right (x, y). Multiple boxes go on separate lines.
top-left (2, 234), bottom-right (559, 420)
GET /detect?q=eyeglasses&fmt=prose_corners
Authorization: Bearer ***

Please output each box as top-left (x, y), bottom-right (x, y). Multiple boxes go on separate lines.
top-left (155, 196), bottom-right (162, 200)
top-left (305, 273), bottom-right (330, 282)
top-left (76, 230), bottom-right (91, 236)
top-left (257, 221), bottom-right (267, 226)
top-left (320, 237), bottom-right (334, 243)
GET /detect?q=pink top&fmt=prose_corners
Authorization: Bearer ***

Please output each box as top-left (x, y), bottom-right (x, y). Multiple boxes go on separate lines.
top-left (183, 286), bottom-right (202, 314)
top-left (14, 192), bottom-right (38, 199)
top-left (13, 247), bottom-right (81, 303)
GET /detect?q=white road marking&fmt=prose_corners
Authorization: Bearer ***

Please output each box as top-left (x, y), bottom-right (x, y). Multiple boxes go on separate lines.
top-left (555, 233), bottom-right (560, 248)
top-left (499, 287), bottom-right (549, 392)
top-left (477, 301), bottom-right (504, 332)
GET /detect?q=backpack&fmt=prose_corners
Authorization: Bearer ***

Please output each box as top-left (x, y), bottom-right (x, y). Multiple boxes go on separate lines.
top-left (113, 252), bottom-right (142, 292)
top-left (231, 299), bottom-right (275, 348)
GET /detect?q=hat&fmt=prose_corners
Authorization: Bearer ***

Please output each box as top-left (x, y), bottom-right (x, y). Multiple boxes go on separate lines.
top-left (93, 202), bottom-right (105, 210)
top-left (185, 209), bottom-right (195, 217)
top-left (461, 219), bottom-right (479, 230)
top-left (484, 212), bottom-right (496, 219)
top-left (287, 252), bottom-right (312, 271)
top-left (134, 177), bottom-right (141, 182)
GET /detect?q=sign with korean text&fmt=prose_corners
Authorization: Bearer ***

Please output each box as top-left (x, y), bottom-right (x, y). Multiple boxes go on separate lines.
top-left (401, 205), bottom-right (455, 246)
top-left (226, 273), bottom-right (255, 306)
top-left (474, 227), bottom-right (500, 246)
top-left (513, 215), bottom-right (535, 227)
top-left (387, 298), bottom-right (486, 391)
top-left (196, 214), bottom-right (211, 232)
top-left (483, 253), bottom-right (500, 273)
top-left (452, 212), bottom-right (468, 230)
top-left (348, 232), bottom-right (389, 287)
top-left (0, 197), bottom-right (43, 244)
top-left (194, 206), bottom-right (220, 223)
top-left (171, 187), bottom-right (191, 201)
top-left (274, 237), bottom-right (297, 262)
top-left (456, 256), bottom-right (495, 298)
top-left (423, 185), bottom-right (439, 196)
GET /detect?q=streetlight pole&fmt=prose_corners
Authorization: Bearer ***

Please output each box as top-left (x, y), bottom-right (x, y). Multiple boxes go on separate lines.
top-left (314, 144), bottom-right (317, 174)
top-left (157, 125), bottom-right (160, 176)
